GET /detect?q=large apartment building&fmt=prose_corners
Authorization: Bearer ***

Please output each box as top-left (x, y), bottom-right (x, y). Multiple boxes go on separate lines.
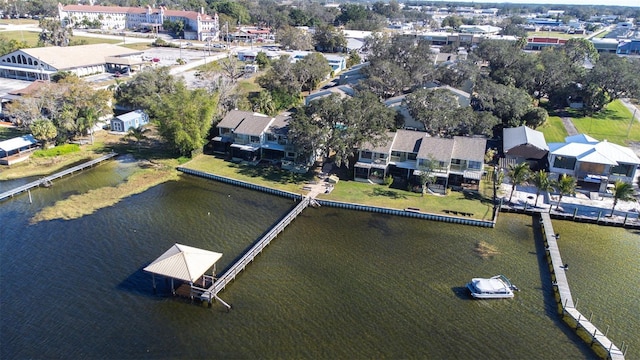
top-left (58, 4), bottom-right (219, 41)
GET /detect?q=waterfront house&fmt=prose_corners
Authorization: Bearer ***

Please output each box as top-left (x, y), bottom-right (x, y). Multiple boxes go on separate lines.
top-left (503, 126), bottom-right (549, 170)
top-left (0, 134), bottom-right (39, 165)
top-left (211, 110), bottom-right (311, 171)
top-left (548, 134), bottom-right (640, 193)
top-left (110, 110), bottom-right (149, 133)
top-left (354, 130), bottom-right (486, 192)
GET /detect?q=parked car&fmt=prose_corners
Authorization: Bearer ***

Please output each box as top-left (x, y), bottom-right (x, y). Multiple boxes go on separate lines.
top-left (212, 43), bottom-right (227, 49)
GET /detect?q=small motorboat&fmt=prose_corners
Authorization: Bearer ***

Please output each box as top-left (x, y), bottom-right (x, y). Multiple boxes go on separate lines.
top-left (467, 275), bottom-right (518, 299)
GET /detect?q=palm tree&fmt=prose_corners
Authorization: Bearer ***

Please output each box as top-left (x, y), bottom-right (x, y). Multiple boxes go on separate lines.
top-left (507, 162), bottom-right (530, 203)
top-left (77, 108), bottom-right (99, 144)
top-left (125, 126), bottom-right (151, 152)
top-left (531, 170), bottom-right (554, 207)
top-left (553, 174), bottom-right (577, 211)
top-left (610, 180), bottom-right (636, 216)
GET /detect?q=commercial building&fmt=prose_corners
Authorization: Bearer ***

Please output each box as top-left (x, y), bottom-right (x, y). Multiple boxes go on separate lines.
top-left (58, 4), bottom-right (219, 41)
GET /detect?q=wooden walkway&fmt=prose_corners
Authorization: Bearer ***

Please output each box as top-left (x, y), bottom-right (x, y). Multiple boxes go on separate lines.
top-left (0, 152), bottom-right (118, 202)
top-left (200, 196), bottom-right (312, 306)
top-left (540, 213), bottom-right (626, 359)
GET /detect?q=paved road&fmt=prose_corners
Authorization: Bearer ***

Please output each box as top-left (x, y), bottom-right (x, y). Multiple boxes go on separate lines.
top-left (560, 116), bottom-right (579, 136)
top-left (620, 98), bottom-right (639, 122)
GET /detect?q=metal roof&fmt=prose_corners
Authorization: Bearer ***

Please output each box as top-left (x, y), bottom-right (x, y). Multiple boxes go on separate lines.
top-left (550, 138), bottom-right (640, 166)
top-left (0, 134), bottom-right (37, 152)
top-left (143, 244), bottom-right (222, 283)
top-left (15, 44), bottom-right (142, 72)
top-left (503, 126), bottom-right (549, 152)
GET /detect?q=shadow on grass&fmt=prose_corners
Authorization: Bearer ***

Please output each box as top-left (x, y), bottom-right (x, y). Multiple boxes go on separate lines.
top-left (370, 187), bottom-right (407, 199)
top-left (460, 190), bottom-right (493, 205)
top-left (235, 163), bottom-right (313, 185)
top-left (99, 140), bottom-right (178, 161)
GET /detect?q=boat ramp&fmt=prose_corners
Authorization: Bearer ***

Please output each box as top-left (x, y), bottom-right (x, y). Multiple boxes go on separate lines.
top-left (0, 152), bottom-right (118, 202)
top-left (539, 213), bottom-right (626, 359)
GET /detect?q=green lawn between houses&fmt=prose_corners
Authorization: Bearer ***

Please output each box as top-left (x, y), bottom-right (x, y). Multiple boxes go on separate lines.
top-left (569, 100), bottom-right (640, 145)
top-left (183, 155), bottom-right (497, 221)
top-left (538, 115), bottom-right (569, 143)
top-left (539, 100), bottom-right (640, 145)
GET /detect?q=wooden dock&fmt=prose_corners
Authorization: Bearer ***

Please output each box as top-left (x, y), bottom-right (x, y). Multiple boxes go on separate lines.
top-left (200, 196), bottom-right (312, 306)
top-left (539, 213), bottom-right (626, 359)
top-left (0, 152), bottom-right (118, 202)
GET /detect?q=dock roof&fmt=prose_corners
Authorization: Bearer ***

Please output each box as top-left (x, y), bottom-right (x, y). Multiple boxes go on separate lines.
top-left (143, 244), bottom-right (222, 283)
top-left (0, 134), bottom-right (37, 153)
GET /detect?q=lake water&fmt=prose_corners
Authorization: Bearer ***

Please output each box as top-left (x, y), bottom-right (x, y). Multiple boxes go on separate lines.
top-left (1, 160), bottom-right (637, 359)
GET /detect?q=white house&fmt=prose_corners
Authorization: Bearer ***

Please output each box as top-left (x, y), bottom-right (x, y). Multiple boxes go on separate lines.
top-left (110, 110), bottom-right (149, 133)
top-left (548, 134), bottom-right (640, 193)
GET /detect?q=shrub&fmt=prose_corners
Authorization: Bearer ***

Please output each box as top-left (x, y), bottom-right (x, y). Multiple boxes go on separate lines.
top-left (32, 144), bottom-right (80, 157)
top-left (383, 175), bottom-right (393, 186)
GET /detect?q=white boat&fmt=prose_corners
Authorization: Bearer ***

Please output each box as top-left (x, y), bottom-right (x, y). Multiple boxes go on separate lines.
top-left (467, 275), bottom-right (518, 299)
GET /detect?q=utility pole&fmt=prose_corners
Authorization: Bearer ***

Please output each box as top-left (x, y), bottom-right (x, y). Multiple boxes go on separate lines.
top-left (627, 108), bottom-right (637, 138)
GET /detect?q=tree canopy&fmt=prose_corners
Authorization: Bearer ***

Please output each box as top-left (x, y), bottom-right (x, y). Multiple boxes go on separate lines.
top-left (361, 33), bottom-right (434, 99)
top-left (289, 91), bottom-right (395, 167)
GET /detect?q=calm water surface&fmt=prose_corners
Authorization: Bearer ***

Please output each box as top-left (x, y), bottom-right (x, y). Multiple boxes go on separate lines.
top-left (0, 161), bottom-right (635, 359)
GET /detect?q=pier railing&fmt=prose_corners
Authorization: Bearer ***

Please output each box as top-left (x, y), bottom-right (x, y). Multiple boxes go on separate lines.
top-left (0, 152), bottom-right (118, 202)
top-left (539, 213), bottom-right (626, 359)
top-left (201, 196), bottom-right (311, 301)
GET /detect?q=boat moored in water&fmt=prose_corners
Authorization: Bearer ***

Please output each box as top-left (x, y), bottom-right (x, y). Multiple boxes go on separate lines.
top-left (467, 275), bottom-right (518, 299)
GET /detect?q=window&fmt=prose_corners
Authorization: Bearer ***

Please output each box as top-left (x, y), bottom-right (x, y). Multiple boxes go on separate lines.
top-left (553, 156), bottom-right (576, 170)
top-left (468, 161), bottom-right (482, 170)
top-left (408, 153), bottom-right (417, 161)
top-left (610, 164), bottom-right (633, 177)
top-left (361, 151), bottom-right (372, 159)
top-left (250, 135), bottom-right (260, 143)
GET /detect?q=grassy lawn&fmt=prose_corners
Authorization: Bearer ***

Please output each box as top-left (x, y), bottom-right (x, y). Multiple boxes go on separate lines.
top-left (570, 100), bottom-right (640, 145)
top-left (183, 154), bottom-right (314, 194)
top-left (1, 31), bottom-right (122, 48)
top-left (527, 31), bottom-right (587, 39)
top-left (0, 19), bottom-right (39, 25)
top-left (318, 180), bottom-right (495, 220)
top-left (538, 116), bottom-right (568, 143)
top-left (184, 154), bottom-right (496, 220)
top-left (593, 31), bottom-right (610, 39)
top-left (121, 43), bottom-right (152, 51)
top-left (235, 76), bottom-right (263, 94)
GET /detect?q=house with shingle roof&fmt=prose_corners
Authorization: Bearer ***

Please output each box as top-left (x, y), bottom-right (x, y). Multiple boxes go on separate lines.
top-left (548, 134), bottom-right (640, 193)
top-left (354, 129), bottom-right (486, 192)
top-left (211, 110), bottom-right (311, 170)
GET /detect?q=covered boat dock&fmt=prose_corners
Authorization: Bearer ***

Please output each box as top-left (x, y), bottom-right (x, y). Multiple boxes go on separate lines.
top-left (143, 243), bottom-right (230, 309)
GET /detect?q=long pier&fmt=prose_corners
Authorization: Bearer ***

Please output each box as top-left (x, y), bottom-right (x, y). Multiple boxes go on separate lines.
top-left (539, 213), bottom-right (626, 359)
top-left (200, 196), bottom-right (312, 307)
top-left (0, 152), bottom-right (118, 202)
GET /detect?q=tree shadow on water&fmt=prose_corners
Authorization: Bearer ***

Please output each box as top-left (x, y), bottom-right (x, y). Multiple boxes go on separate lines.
top-left (371, 187), bottom-right (407, 199)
